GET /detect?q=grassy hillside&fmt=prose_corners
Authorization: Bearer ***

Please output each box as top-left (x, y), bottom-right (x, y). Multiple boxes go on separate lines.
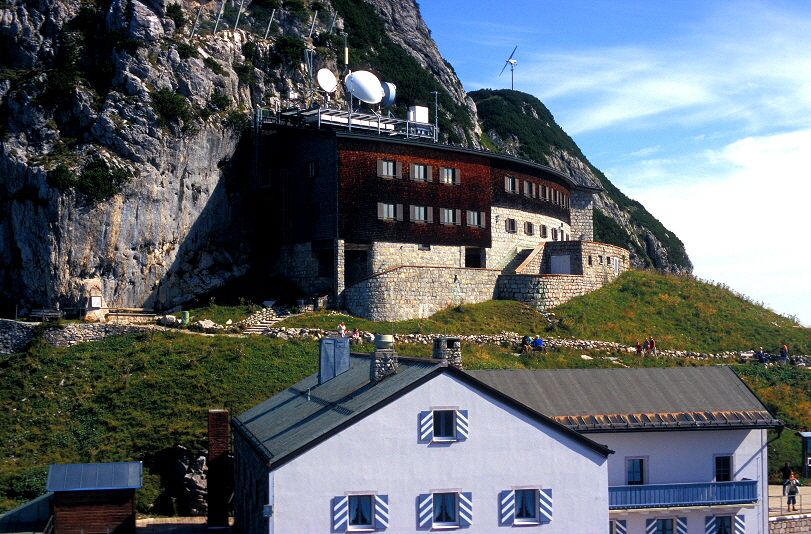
top-left (1, 270), bottom-right (810, 513)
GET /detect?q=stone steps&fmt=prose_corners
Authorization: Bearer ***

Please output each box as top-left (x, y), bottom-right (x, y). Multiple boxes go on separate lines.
top-left (242, 318), bottom-right (284, 334)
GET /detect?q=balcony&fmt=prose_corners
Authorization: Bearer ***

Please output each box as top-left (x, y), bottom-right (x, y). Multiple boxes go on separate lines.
top-left (609, 480), bottom-right (758, 510)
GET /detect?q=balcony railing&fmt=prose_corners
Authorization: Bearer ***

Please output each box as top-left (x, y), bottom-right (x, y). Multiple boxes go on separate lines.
top-left (609, 480), bottom-right (758, 510)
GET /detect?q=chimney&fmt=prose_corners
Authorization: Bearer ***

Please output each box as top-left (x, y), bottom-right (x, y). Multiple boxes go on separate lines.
top-left (207, 409), bottom-right (230, 528)
top-left (433, 336), bottom-right (463, 369)
top-left (319, 338), bottom-right (351, 384)
top-left (370, 334), bottom-right (399, 382)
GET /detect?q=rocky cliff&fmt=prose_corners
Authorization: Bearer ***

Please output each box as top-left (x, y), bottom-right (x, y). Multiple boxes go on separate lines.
top-left (0, 0), bottom-right (688, 315)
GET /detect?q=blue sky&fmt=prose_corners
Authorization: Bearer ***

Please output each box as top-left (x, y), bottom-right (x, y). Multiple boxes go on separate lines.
top-left (419, 0), bottom-right (811, 327)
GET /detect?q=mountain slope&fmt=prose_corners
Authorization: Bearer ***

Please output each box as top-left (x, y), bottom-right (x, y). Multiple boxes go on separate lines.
top-left (470, 89), bottom-right (691, 272)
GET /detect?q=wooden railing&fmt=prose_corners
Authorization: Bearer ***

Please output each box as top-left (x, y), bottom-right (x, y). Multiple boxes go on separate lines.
top-left (609, 480), bottom-right (758, 509)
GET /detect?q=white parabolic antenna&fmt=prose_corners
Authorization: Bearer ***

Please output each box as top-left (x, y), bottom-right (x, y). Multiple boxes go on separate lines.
top-left (381, 82), bottom-right (396, 108)
top-left (316, 68), bottom-right (338, 93)
top-left (344, 70), bottom-right (384, 104)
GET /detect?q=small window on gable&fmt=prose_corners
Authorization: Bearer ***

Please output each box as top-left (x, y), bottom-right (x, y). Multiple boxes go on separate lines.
top-left (524, 221), bottom-right (534, 236)
top-left (410, 163), bottom-right (432, 182)
top-left (419, 409), bottom-right (468, 442)
top-left (377, 159), bottom-right (400, 179)
top-left (418, 492), bottom-right (472, 529)
top-left (332, 494), bottom-right (389, 531)
top-left (505, 218), bottom-right (517, 234)
top-left (505, 176), bottom-right (518, 194)
top-left (515, 489), bottom-right (538, 523)
top-left (440, 167), bottom-right (460, 185)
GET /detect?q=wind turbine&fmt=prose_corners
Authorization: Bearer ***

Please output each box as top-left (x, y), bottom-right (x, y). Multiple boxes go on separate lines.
top-left (499, 46), bottom-right (518, 90)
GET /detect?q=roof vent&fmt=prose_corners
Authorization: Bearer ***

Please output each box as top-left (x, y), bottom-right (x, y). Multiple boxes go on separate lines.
top-left (433, 336), bottom-right (463, 369)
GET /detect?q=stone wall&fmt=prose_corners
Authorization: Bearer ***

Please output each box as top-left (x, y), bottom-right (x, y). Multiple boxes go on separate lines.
top-left (370, 241), bottom-right (465, 272)
top-left (276, 241), bottom-right (332, 297)
top-left (0, 319), bottom-right (35, 354)
top-left (0, 319), bottom-right (157, 354)
top-left (489, 206), bottom-right (571, 269)
top-left (498, 274), bottom-right (600, 311)
top-left (343, 266), bottom-right (501, 322)
top-left (770, 515), bottom-right (811, 533)
top-left (570, 189), bottom-right (594, 241)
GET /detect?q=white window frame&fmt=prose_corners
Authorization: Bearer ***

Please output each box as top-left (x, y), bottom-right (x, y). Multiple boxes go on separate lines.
top-left (433, 410), bottom-right (456, 441)
top-left (440, 167), bottom-right (460, 185)
top-left (419, 408), bottom-right (468, 443)
top-left (347, 494), bottom-right (374, 531)
top-left (514, 488), bottom-right (539, 524)
top-left (433, 492), bottom-right (459, 527)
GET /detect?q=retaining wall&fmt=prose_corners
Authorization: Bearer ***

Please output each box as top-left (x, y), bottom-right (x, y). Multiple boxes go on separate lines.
top-left (770, 515), bottom-right (811, 533)
top-left (0, 319), bottom-right (156, 354)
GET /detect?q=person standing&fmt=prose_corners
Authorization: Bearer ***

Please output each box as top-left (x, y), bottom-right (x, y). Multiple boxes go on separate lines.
top-left (337, 322), bottom-right (346, 338)
top-left (755, 347), bottom-right (767, 364)
top-left (780, 345), bottom-right (788, 363)
top-left (650, 336), bottom-right (657, 356)
top-left (785, 472), bottom-right (802, 512)
top-left (636, 341), bottom-right (642, 355)
top-left (781, 462), bottom-right (793, 495)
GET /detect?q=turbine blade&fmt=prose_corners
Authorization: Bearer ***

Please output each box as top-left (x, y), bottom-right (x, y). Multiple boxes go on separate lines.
top-left (507, 45), bottom-right (517, 61)
top-left (499, 61), bottom-right (509, 76)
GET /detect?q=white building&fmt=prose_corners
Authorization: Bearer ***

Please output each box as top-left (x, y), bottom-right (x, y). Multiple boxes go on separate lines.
top-left (470, 368), bottom-right (781, 534)
top-left (232, 351), bottom-right (611, 533)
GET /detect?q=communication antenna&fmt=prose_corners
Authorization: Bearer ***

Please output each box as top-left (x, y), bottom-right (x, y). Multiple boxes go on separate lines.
top-left (344, 70), bottom-right (384, 105)
top-left (317, 68), bottom-right (338, 105)
top-left (381, 82), bottom-right (396, 109)
top-left (499, 46), bottom-right (518, 90)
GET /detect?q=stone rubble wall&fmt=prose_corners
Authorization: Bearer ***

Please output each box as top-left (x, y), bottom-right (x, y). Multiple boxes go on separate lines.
top-left (0, 320), bottom-right (36, 354)
top-left (770, 515), bottom-right (811, 533)
top-left (342, 266), bottom-right (501, 322)
top-left (371, 241), bottom-right (465, 272)
top-left (498, 274), bottom-right (600, 311)
top-left (489, 206), bottom-right (571, 270)
top-left (0, 319), bottom-right (158, 353)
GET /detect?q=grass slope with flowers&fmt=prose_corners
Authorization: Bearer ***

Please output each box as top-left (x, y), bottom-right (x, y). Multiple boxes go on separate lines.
top-left (0, 270), bottom-right (809, 514)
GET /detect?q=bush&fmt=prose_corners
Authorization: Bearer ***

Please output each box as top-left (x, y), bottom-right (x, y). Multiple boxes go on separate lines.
top-left (242, 41), bottom-right (258, 62)
top-left (176, 43), bottom-right (199, 60)
top-left (151, 88), bottom-right (194, 126)
top-left (209, 91), bottom-right (230, 111)
top-left (203, 56), bottom-right (227, 76)
top-left (76, 159), bottom-right (131, 202)
top-left (274, 35), bottom-right (305, 65)
top-left (47, 164), bottom-right (77, 191)
top-left (224, 111), bottom-right (250, 131)
top-left (233, 61), bottom-right (255, 85)
top-left (166, 3), bottom-right (186, 30)
top-left (252, 0), bottom-right (280, 7)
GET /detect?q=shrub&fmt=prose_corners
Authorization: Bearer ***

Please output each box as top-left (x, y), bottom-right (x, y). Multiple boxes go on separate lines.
top-left (203, 56), bottom-right (227, 76)
top-left (233, 61), bottom-right (255, 85)
top-left (224, 111), bottom-right (250, 131)
top-left (209, 91), bottom-right (230, 111)
top-left (176, 43), bottom-right (199, 60)
top-left (76, 159), bottom-right (131, 202)
top-left (166, 3), bottom-right (186, 30)
top-left (273, 35), bottom-right (305, 65)
top-left (47, 164), bottom-right (77, 191)
top-left (253, 0), bottom-right (280, 7)
top-left (151, 88), bottom-right (194, 126)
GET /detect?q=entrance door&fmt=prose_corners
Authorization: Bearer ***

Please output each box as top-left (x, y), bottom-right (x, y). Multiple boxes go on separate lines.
top-left (550, 255), bottom-right (571, 274)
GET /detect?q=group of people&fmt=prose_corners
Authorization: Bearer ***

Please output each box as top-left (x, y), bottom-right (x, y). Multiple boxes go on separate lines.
top-left (780, 462), bottom-right (803, 512)
top-left (520, 335), bottom-right (546, 353)
top-left (337, 322), bottom-right (361, 344)
top-left (754, 345), bottom-right (790, 364)
top-left (635, 336), bottom-right (658, 356)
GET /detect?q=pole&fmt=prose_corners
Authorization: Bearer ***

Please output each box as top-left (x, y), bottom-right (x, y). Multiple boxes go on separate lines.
top-left (233, 0), bottom-right (245, 31)
top-left (189, 6), bottom-right (202, 38)
top-left (264, 8), bottom-right (276, 39)
top-left (430, 91), bottom-right (439, 142)
top-left (213, 0), bottom-right (226, 33)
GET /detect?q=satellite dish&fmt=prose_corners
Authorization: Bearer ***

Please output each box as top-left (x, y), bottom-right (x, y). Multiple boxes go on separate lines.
top-left (316, 68), bottom-right (338, 93)
top-left (344, 70), bottom-right (384, 104)
top-left (381, 82), bottom-right (396, 108)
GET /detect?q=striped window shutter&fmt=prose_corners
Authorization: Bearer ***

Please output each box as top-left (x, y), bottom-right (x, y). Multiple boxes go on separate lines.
top-left (676, 517), bottom-right (687, 534)
top-left (499, 490), bottom-right (515, 525)
top-left (454, 209), bottom-right (461, 225)
top-left (426, 166), bottom-right (433, 182)
top-left (417, 493), bottom-right (433, 530)
top-left (396, 204), bottom-right (403, 221)
top-left (539, 488), bottom-right (552, 523)
top-left (735, 515), bottom-right (745, 534)
top-left (455, 410), bottom-right (469, 440)
top-left (705, 516), bottom-right (715, 534)
top-left (614, 519), bottom-right (627, 534)
top-left (332, 496), bottom-right (348, 531)
top-left (458, 492), bottom-right (473, 526)
top-left (427, 207), bottom-right (433, 223)
top-left (374, 495), bottom-right (389, 529)
top-left (419, 411), bottom-right (433, 441)
top-left (453, 169), bottom-right (461, 185)
top-left (646, 519), bottom-right (656, 534)
top-left (395, 161), bottom-right (402, 178)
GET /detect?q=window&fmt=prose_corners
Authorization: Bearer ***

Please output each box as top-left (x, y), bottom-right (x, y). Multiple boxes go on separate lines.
top-left (439, 167), bottom-right (460, 185)
top-left (715, 455), bottom-right (732, 482)
top-left (707, 515), bottom-right (740, 534)
top-left (551, 228), bottom-right (558, 241)
top-left (614, 257), bottom-right (620, 274)
top-left (504, 176), bottom-right (518, 194)
top-left (440, 208), bottom-right (461, 225)
top-left (609, 520), bottom-right (626, 534)
top-left (505, 218), bottom-right (517, 233)
top-left (307, 160), bottom-right (318, 178)
top-left (540, 224), bottom-right (548, 238)
top-left (333, 494), bottom-right (389, 531)
top-left (410, 205), bottom-right (433, 224)
top-left (515, 489), bottom-right (538, 523)
top-left (647, 517), bottom-right (686, 534)
top-left (655, 519), bottom-right (673, 534)
top-left (418, 492), bottom-right (472, 529)
top-left (410, 163), bottom-right (432, 182)
top-left (466, 210), bottom-right (486, 228)
top-left (541, 185), bottom-right (548, 200)
top-left (599, 255), bottom-right (604, 265)
top-left (419, 409), bottom-right (468, 442)
top-left (524, 221), bottom-right (534, 236)
top-left (627, 458), bottom-right (645, 485)
top-left (588, 255), bottom-right (593, 266)
top-left (377, 202), bottom-right (403, 221)
top-left (500, 488), bottom-right (552, 525)
top-left (377, 159), bottom-right (401, 179)
top-left (418, 244), bottom-right (431, 251)
top-left (523, 181), bottom-right (536, 197)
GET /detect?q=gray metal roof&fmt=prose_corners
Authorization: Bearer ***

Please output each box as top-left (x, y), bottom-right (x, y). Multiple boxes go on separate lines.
top-left (0, 493), bottom-right (52, 534)
top-left (466, 367), bottom-right (780, 432)
top-left (46, 462), bottom-right (142, 492)
top-left (232, 355), bottom-right (443, 467)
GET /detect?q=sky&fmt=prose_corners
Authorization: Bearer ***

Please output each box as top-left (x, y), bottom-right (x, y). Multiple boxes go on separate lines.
top-left (418, 0), bottom-right (811, 327)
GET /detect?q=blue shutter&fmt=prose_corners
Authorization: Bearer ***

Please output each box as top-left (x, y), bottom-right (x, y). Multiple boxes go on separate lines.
top-left (417, 493), bottom-right (433, 530)
top-left (705, 516), bottom-right (715, 534)
top-left (374, 495), bottom-right (389, 529)
top-left (614, 519), bottom-right (627, 534)
top-left (456, 410), bottom-right (469, 440)
top-left (735, 514), bottom-right (745, 534)
top-left (458, 491), bottom-right (473, 526)
top-left (646, 519), bottom-right (656, 534)
top-left (499, 490), bottom-right (515, 525)
top-left (332, 496), bottom-right (348, 531)
top-left (419, 411), bottom-right (433, 441)
top-left (539, 488), bottom-right (552, 523)
top-left (676, 517), bottom-right (687, 534)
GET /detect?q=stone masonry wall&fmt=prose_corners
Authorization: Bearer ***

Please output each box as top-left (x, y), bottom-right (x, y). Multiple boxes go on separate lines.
top-left (770, 516), bottom-right (811, 533)
top-left (0, 319), bottom-right (35, 354)
top-left (370, 241), bottom-right (465, 272)
top-left (570, 189), bottom-right (594, 241)
top-left (497, 274), bottom-right (600, 311)
top-left (343, 266), bottom-right (501, 321)
top-left (0, 319), bottom-right (157, 354)
top-left (277, 242), bottom-right (331, 297)
top-left (490, 206), bottom-right (571, 269)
